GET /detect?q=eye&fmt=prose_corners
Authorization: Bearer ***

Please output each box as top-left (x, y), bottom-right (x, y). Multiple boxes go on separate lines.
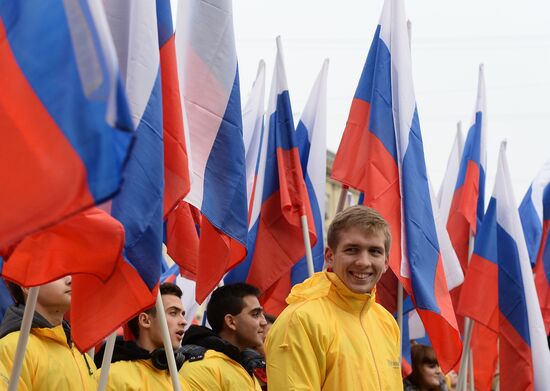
top-left (344, 247), bottom-right (358, 254)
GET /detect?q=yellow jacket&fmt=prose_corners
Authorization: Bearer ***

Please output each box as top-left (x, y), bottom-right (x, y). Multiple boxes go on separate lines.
top-left (182, 350), bottom-right (262, 391)
top-left (0, 326), bottom-right (97, 390)
top-left (265, 271), bottom-right (403, 391)
top-left (101, 358), bottom-right (190, 391)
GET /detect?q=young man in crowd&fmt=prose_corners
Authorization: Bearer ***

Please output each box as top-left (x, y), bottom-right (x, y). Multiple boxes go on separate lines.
top-left (265, 205), bottom-right (403, 390)
top-left (0, 276), bottom-right (97, 390)
top-left (181, 283), bottom-right (267, 391)
top-left (96, 282), bottom-right (190, 390)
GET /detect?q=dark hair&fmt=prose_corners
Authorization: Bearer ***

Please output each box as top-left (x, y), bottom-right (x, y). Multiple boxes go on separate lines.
top-left (206, 283), bottom-right (261, 334)
top-left (327, 205), bottom-right (391, 255)
top-left (406, 344), bottom-right (440, 388)
top-left (264, 313), bottom-right (276, 325)
top-left (127, 282), bottom-right (183, 339)
top-left (6, 281), bottom-right (25, 305)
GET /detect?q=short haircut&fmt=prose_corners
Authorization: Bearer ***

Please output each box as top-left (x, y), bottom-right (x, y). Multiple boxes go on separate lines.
top-left (6, 281), bottom-right (25, 305)
top-left (206, 283), bottom-right (261, 334)
top-left (407, 344), bottom-right (439, 387)
top-left (127, 282), bottom-right (183, 339)
top-left (327, 205), bottom-right (391, 255)
top-left (264, 313), bottom-right (276, 325)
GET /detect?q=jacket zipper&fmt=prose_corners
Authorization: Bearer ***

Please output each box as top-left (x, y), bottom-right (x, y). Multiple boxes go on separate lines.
top-left (360, 300), bottom-right (383, 390)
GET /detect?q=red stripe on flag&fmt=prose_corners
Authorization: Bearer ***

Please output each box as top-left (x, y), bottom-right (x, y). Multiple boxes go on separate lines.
top-left (261, 272), bottom-right (291, 316)
top-left (534, 219), bottom-right (550, 334)
top-left (470, 323), bottom-right (498, 391)
top-left (247, 147), bottom-right (316, 297)
top-left (457, 253), bottom-right (499, 332)
top-left (499, 311), bottom-right (534, 391)
top-left (195, 218), bottom-right (246, 303)
top-left (332, 99), bottom-right (405, 292)
top-left (0, 20), bottom-right (94, 247)
top-left (166, 201), bottom-right (200, 280)
top-left (160, 34), bottom-right (190, 217)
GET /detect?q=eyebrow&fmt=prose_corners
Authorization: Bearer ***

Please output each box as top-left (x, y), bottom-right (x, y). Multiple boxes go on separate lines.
top-left (249, 306), bottom-right (263, 313)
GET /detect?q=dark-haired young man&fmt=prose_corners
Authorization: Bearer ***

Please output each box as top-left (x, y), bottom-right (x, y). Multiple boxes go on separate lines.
top-left (265, 205), bottom-right (403, 390)
top-left (96, 282), bottom-right (191, 390)
top-left (0, 276), bottom-right (97, 390)
top-left (181, 283), bottom-right (266, 391)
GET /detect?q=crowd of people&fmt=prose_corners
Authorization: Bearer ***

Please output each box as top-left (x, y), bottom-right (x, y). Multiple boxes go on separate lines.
top-left (0, 206), bottom-right (458, 390)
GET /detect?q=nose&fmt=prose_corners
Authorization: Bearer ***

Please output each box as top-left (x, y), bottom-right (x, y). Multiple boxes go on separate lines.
top-left (355, 249), bottom-right (373, 267)
top-left (181, 314), bottom-right (188, 327)
top-left (65, 275), bottom-right (72, 286)
top-left (260, 313), bottom-right (267, 327)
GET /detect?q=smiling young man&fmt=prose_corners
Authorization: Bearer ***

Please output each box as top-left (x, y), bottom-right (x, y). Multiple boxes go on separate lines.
top-left (97, 282), bottom-right (190, 390)
top-left (181, 283), bottom-right (266, 391)
top-left (265, 205), bottom-right (403, 390)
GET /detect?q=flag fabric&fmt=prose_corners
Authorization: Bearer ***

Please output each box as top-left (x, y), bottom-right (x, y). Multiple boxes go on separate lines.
top-left (496, 143), bottom-right (550, 390)
top-left (331, 0), bottom-right (461, 372)
top-left (157, 0), bottom-right (190, 217)
top-left (243, 61), bottom-right (267, 216)
top-left (446, 65), bottom-right (487, 272)
top-left (533, 182), bottom-right (550, 333)
top-left (224, 61), bottom-right (267, 284)
top-left (292, 59), bottom-right (329, 288)
top-left (519, 160), bottom-right (550, 266)
top-left (93, 0), bottom-right (165, 348)
top-left (0, 0), bottom-right (134, 248)
top-left (0, 208), bottom-right (144, 351)
top-left (177, 0), bottom-right (248, 302)
top-left (241, 38), bottom-right (317, 315)
top-left (437, 127), bottom-right (465, 226)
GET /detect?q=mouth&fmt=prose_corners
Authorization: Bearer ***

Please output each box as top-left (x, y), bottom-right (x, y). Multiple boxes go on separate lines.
top-left (349, 271), bottom-right (373, 280)
top-left (175, 330), bottom-right (184, 340)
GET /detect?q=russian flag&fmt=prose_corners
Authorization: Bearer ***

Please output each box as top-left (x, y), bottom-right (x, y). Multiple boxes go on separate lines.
top-left (332, 0), bottom-right (461, 372)
top-left (437, 126), bottom-right (465, 226)
top-left (225, 61), bottom-right (267, 285)
top-left (292, 59), bottom-right (329, 288)
top-left (0, 0), bottom-right (133, 248)
top-left (519, 160), bottom-right (550, 267)
top-left (492, 143), bottom-right (550, 390)
top-left (76, 0), bottom-right (166, 350)
top-left (533, 182), bottom-right (550, 333)
top-left (236, 38), bottom-right (317, 315)
top-left (177, 0), bottom-right (248, 302)
top-left (243, 61), bottom-right (267, 218)
top-left (157, 0), bottom-right (190, 217)
top-left (446, 65), bottom-right (487, 272)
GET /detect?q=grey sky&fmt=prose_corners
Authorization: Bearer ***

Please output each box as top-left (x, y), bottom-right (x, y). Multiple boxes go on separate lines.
top-left (233, 0), bottom-right (550, 202)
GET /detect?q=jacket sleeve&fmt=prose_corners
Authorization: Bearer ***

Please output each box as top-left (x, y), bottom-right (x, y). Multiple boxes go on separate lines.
top-left (0, 333), bottom-right (33, 391)
top-left (265, 309), bottom-right (326, 391)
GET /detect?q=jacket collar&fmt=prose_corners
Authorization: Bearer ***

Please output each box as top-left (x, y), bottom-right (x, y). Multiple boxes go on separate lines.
top-left (326, 272), bottom-right (376, 315)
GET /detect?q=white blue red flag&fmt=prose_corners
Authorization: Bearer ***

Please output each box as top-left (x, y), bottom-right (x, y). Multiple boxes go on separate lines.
top-left (0, 0), bottom-right (133, 248)
top-left (519, 160), bottom-right (550, 332)
top-left (491, 144), bottom-right (550, 390)
top-left (231, 38), bottom-right (317, 315)
top-left (437, 127), bottom-right (465, 226)
top-left (292, 59), bottom-right (329, 288)
top-left (331, 0), bottom-right (461, 372)
top-left (519, 160), bottom-right (550, 266)
top-left (447, 65), bottom-right (487, 272)
top-left (177, 0), bottom-right (248, 302)
top-left (92, 0), bottom-right (165, 348)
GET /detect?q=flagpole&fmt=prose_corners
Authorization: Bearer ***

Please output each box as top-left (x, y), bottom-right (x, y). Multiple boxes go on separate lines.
top-left (468, 350), bottom-right (474, 391)
top-left (8, 286), bottom-right (39, 391)
top-left (96, 331), bottom-right (117, 391)
top-left (457, 230), bottom-right (476, 391)
top-left (155, 290), bottom-right (181, 391)
top-left (397, 281), bottom-right (404, 365)
top-left (300, 215), bottom-right (315, 277)
top-left (336, 185), bottom-right (349, 213)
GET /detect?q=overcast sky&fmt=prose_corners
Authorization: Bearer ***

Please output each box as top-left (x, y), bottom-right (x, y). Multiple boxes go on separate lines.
top-left (232, 0), bottom-right (550, 202)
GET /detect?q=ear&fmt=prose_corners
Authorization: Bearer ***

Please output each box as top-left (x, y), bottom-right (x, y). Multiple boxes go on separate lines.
top-left (324, 247), bottom-right (335, 268)
top-left (224, 314), bottom-right (237, 332)
top-left (138, 313), bottom-right (152, 330)
top-left (22, 287), bottom-right (29, 297)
